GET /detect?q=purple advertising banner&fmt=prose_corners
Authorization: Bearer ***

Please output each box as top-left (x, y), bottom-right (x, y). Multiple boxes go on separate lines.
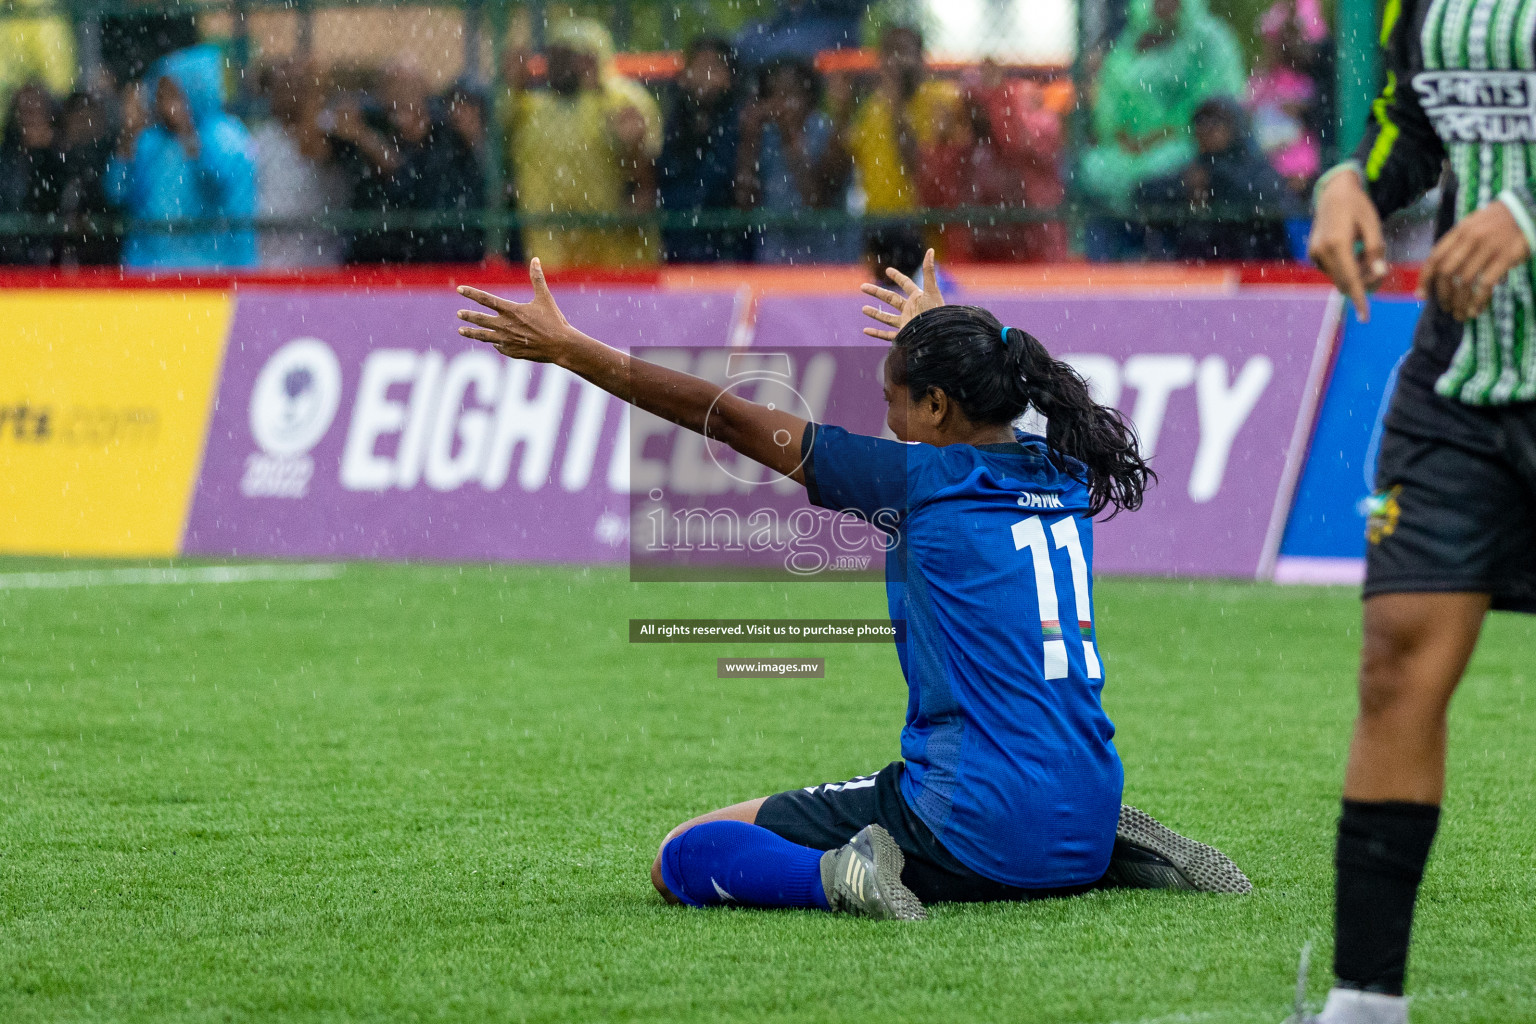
top-left (750, 292), bottom-right (1339, 577)
top-left (184, 286), bottom-right (740, 562)
top-left (185, 286), bottom-right (1336, 578)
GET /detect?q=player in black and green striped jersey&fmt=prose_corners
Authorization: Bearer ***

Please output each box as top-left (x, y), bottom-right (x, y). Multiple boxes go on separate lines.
top-left (1299, 1), bottom-right (1536, 1021)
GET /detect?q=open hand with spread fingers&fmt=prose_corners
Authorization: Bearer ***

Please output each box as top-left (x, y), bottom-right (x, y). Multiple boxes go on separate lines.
top-left (456, 258), bottom-right (577, 364)
top-left (859, 247), bottom-right (946, 341)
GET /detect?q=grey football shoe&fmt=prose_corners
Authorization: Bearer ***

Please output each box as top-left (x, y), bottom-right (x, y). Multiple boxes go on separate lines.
top-left (1104, 804), bottom-right (1252, 893)
top-left (819, 824), bottom-right (927, 921)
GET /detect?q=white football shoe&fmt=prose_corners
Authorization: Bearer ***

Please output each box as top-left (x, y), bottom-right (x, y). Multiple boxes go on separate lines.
top-left (1284, 944), bottom-right (1409, 1024)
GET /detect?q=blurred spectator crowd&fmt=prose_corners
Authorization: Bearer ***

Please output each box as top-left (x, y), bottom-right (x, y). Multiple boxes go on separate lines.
top-left (0, 0), bottom-right (1334, 271)
top-left (1080, 0), bottom-right (1331, 261)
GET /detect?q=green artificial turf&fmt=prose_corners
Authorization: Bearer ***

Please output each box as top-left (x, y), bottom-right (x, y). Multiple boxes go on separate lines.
top-left (2, 563), bottom-right (1534, 1023)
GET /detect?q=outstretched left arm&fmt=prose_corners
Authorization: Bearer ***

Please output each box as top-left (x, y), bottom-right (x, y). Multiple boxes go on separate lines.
top-left (456, 260), bottom-right (809, 484)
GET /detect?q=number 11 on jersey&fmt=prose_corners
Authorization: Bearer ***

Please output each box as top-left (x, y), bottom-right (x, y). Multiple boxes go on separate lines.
top-left (1011, 514), bottom-right (1102, 681)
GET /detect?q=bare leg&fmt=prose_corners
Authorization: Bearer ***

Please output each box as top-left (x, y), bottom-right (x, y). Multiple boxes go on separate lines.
top-left (1344, 592), bottom-right (1488, 803)
top-left (650, 797), bottom-right (769, 903)
top-left (1324, 591), bottom-right (1488, 1008)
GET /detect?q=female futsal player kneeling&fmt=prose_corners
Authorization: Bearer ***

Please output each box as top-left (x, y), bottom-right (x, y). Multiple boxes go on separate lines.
top-left (457, 253), bottom-right (1249, 920)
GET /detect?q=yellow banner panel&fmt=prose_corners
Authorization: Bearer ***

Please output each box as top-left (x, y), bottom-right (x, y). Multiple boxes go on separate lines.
top-left (0, 290), bottom-right (231, 556)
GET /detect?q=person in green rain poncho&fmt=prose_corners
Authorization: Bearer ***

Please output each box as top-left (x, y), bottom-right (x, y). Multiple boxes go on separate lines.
top-left (1079, 0), bottom-right (1245, 214)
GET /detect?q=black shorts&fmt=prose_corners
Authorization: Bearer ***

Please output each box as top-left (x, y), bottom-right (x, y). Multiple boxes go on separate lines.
top-left (1366, 330), bottom-right (1536, 613)
top-left (755, 761), bottom-right (1093, 904)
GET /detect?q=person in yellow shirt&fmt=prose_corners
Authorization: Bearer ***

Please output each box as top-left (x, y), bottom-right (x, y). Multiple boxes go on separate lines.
top-left (0, 0), bottom-right (75, 130)
top-left (499, 19), bottom-right (663, 269)
top-left (828, 25), bottom-right (961, 259)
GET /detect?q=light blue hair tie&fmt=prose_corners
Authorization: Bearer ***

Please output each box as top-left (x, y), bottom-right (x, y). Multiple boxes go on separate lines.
top-left (1001, 326), bottom-right (1011, 342)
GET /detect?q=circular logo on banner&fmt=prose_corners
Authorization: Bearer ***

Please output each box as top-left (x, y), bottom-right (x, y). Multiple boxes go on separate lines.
top-left (249, 338), bottom-right (343, 457)
top-left (703, 353), bottom-right (816, 486)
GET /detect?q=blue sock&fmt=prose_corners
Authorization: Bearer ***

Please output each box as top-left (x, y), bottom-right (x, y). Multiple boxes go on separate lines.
top-left (659, 820), bottom-right (831, 910)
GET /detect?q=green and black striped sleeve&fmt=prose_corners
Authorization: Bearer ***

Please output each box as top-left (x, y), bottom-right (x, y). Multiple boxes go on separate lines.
top-left (1342, 0), bottom-right (1446, 220)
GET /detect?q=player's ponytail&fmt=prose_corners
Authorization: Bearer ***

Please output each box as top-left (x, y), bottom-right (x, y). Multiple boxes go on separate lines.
top-left (891, 305), bottom-right (1152, 518)
top-left (999, 322), bottom-right (1150, 517)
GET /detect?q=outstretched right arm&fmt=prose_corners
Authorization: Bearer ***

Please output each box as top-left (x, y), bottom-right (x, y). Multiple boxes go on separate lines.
top-left (456, 260), bottom-right (809, 484)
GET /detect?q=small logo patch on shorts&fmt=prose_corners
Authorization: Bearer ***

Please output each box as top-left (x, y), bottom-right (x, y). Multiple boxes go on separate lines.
top-left (1362, 486), bottom-right (1403, 544)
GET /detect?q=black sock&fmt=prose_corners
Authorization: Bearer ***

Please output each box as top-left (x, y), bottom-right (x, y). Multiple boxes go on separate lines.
top-left (1333, 799), bottom-right (1441, 995)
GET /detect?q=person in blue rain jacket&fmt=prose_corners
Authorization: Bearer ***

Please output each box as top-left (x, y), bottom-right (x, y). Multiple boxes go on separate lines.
top-left (106, 43), bottom-right (257, 269)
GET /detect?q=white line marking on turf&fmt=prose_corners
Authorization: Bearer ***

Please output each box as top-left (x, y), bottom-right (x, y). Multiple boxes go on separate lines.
top-left (0, 564), bottom-right (345, 590)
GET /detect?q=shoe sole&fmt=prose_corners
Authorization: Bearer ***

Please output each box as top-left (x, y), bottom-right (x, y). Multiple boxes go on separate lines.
top-left (862, 825), bottom-right (928, 921)
top-left (1113, 805), bottom-right (1252, 894)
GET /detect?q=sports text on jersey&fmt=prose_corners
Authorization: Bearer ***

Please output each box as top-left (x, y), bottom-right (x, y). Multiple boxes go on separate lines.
top-left (1413, 71), bottom-right (1536, 143)
top-left (1016, 492), bottom-right (1066, 509)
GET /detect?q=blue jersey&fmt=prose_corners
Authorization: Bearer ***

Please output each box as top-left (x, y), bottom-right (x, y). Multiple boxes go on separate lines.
top-left (802, 424), bottom-right (1123, 888)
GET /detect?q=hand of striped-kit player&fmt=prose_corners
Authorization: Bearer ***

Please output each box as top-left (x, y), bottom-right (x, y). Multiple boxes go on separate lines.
top-left (1308, 167), bottom-right (1387, 323)
top-left (1418, 200), bottom-right (1533, 323)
